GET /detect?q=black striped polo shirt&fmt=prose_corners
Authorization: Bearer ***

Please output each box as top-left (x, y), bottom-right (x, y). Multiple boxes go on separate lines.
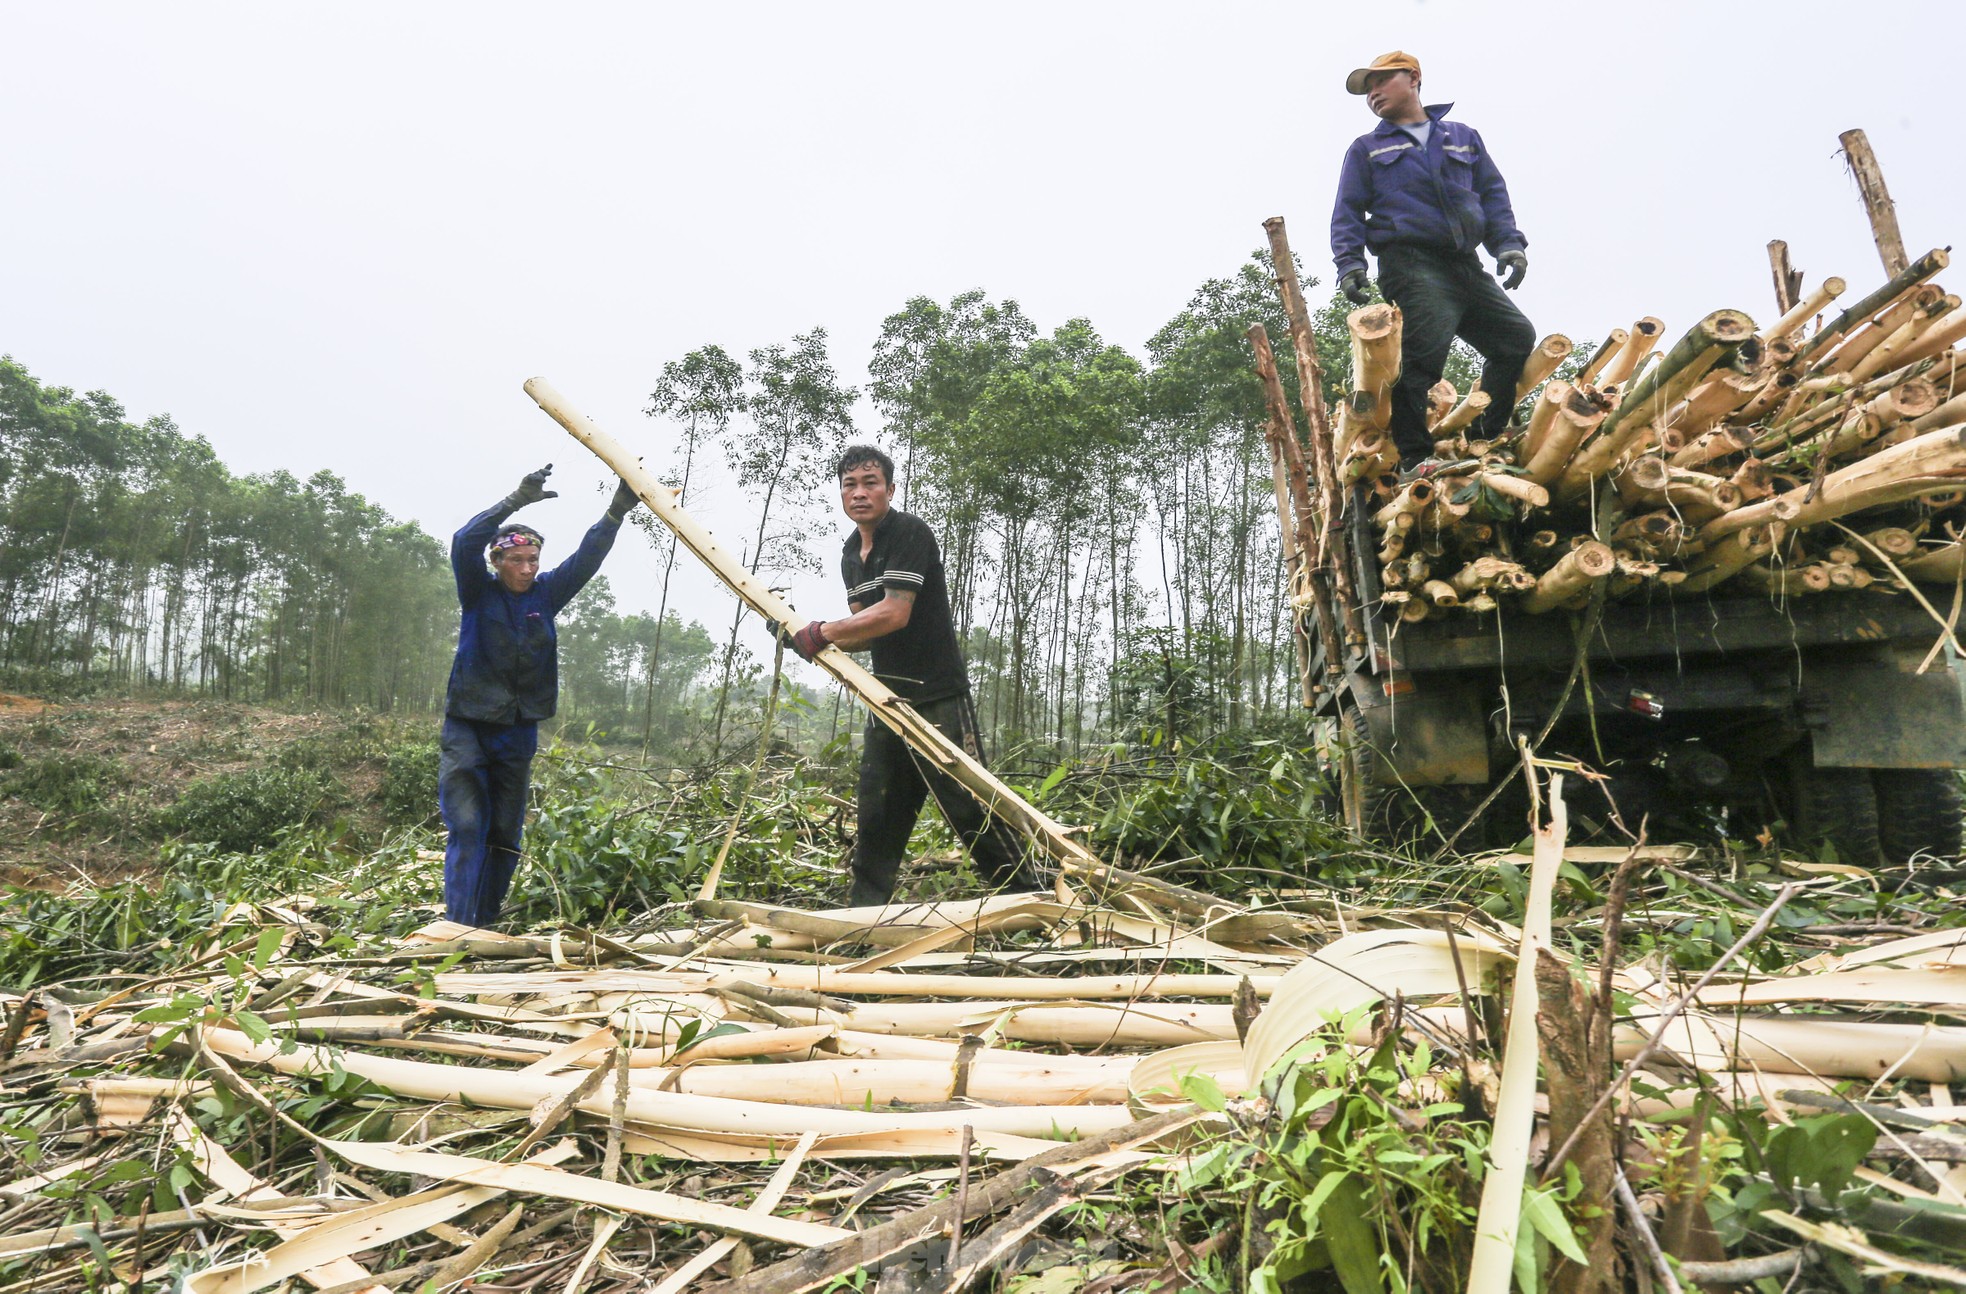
top-left (840, 508), bottom-right (970, 703)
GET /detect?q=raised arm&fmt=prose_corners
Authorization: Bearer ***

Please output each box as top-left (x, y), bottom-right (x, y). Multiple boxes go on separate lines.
top-left (452, 463), bottom-right (558, 603)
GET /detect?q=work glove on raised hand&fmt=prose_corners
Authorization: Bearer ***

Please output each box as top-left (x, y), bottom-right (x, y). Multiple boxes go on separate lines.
top-left (1496, 250), bottom-right (1528, 291)
top-left (504, 464), bottom-right (558, 510)
top-left (764, 617), bottom-right (830, 662)
top-left (1339, 269), bottom-right (1372, 307)
top-left (606, 479), bottom-right (640, 521)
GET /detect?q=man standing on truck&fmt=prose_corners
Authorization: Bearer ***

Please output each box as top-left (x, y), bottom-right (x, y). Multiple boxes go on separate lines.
top-left (441, 463), bottom-right (640, 927)
top-left (771, 446), bottom-right (1034, 907)
top-left (1330, 50), bottom-right (1538, 481)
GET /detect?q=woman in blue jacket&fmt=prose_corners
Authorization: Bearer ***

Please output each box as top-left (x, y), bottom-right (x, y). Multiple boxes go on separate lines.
top-left (440, 463), bottom-right (638, 926)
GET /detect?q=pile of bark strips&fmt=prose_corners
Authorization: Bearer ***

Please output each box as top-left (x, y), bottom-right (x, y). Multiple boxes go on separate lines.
top-left (12, 804), bottom-right (1966, 1292)
top-left (1330, 247), bottom-right (1966, 620)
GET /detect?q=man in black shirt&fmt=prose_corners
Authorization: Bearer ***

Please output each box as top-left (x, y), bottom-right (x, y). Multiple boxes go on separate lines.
top-left (774, 445), bottom-right (1031, 907)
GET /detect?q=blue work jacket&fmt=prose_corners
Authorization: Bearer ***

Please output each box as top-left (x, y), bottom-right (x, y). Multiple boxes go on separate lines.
top-left (1329, 103), bottom-right (1527, 281)
top-left (444, 501), bottom-right (619, 725)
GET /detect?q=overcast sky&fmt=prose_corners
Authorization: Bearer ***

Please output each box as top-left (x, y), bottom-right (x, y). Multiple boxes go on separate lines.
top-left (8, 2), bottom-right (1962, 648)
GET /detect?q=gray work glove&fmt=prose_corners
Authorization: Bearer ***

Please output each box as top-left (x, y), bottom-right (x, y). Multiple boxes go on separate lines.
top-left (606, 479), bottom-right (640, 521)
top-left (1339, 268), bottom-right (1372, 306)
top-left (1497, 250), bottom-right (1528, 291)
top-left (505, 463), bottom-right (557, 509)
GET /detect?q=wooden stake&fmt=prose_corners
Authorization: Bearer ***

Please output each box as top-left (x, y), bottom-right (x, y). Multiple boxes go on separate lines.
top-left (1263, 217), bottom-right (1361, 644)
top-left (1839, 128), bottom-right (1910, 277)
top-left (1768, 240), bottom-right (1804, 315)
top-left (1250, 324), bottom-right (1329, 702)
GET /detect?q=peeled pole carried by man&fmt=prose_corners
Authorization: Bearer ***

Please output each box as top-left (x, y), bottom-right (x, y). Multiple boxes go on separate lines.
top-left (1330, 49), bottom-right (1538, 482)
top-left (439, 463), bottom-right (639, 928)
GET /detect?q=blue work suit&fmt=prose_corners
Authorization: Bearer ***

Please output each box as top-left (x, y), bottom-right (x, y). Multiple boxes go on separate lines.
top-left (439, 500), bottom-right (619, 927)
top-left (1330, 103), bottom-right (1536, 460)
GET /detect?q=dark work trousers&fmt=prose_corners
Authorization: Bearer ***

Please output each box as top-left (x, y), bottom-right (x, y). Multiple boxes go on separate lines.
top-left (1376, 244), bottom-right (1538, 464)
top-left (438, 716), bottom-right (540, 927)
top-left (852, 694), bottom-right (1032, 907)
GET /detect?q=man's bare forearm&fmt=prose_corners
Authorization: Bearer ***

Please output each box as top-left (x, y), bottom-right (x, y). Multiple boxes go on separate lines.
top-left (820, 591), bottom-right (913, 650)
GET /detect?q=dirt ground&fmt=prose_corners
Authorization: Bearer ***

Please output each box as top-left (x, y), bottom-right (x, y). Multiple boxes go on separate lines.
top-left (0, 695), bottom-right (406, 889)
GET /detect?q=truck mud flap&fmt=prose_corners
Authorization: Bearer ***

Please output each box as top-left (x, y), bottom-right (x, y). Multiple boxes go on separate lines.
top-left (1344, 672), bottom-right (1489, 786)
top-left (1804, 647), bottom-right (1966, 769)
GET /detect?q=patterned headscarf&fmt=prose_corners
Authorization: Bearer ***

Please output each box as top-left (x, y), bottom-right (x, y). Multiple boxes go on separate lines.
top-left (491, 529), bottom-right (542, 553)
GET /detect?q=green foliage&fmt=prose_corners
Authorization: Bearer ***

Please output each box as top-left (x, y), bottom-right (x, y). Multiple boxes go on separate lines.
top-left (0, 827), bottom-right (441, 990)
top-left (1, 752), bottom-right (123, 817)
top-left (162, 765), bottom-right (329, 853)
top-left (1081, 732), bottom-right (1347, 887)
top-left (381, 739), bottom-right (440, 825)
top-left (1169, 1015), bottom-right (1488, 1293)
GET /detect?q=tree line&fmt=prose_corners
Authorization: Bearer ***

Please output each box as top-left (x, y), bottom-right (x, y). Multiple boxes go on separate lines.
top-left (5, 250), bottom-right (1444, 756)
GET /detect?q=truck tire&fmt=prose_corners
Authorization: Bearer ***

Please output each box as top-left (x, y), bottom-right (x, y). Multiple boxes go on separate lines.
top-left (1872, 769), bottom-right (1964, 864)
top-left (1789, 759), bottom-right (1882, 865)
top-left (1335, 701), bottom-right (1493, 850)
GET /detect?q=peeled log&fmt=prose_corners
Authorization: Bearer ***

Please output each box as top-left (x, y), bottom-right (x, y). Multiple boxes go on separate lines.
top-left (1435, 389), bottom-right (1492, 436)
top-left (1761, 276), bottom-right (1846, 342)
top-left (1848, 293), bottom-right (1957, 382)
top-left (1907, 391), bottom-right (1966, 437)
top-left (1860, 527), bottom-right (1919, 559)
top-left (1823, 284), bottom-right (1944, 375)
top-left (1614, 458), bottom-right (1742, 526)
top-left (1739, 563), bottom-right (1832, 594)
top-left (1374, 480), bottom-right (1438, 529)
top-left (1420, 579), bottom-right (1461, 608)
top-left (1827, 563), bottom-right (1874, 590)
top-left (1671, 426), bottom-right (1752, 470)
top-left (1521, 541), bottom-right (1615, 613)
top-left (1577, 328), bottom-right (1628, 386)
top-left (1596, 317), bottom-right (1665, 387)
top-left (1557, 311), bottom-right (1758, 501)
top-left (1701, 425), bottom-right (1966, 542)
top-left (1668, 370), bottom-right (1768, 440)
top-left (1801, 248), bottom-right (1950, 360)
top-left (1613, 512), bottom-right (1683, 551)
top-left (1882, 311), bottom-right (1966, 376)
top-left (1349, 303), bottom-right (1402, 430)
top-left (1785, 378), bottom-right (1941, 465)
top-left (1425, 379), bottom-right (1458, 429)
top-left (1900, 541), bottom-right (1966, 583)
top-left (1680, 529), bottom-right (1776, 594)
top-left (1520, 379), bottom-right (1573, 460)
top-left (1514, 334), bottom-right (1574, 403)
top-left (1730, 459), bottom-right (1776, 501)
top-left (1521, 385), bottom-right (1609, 484)
top-left (1450, 556), bottom-right (1530, 595)
top-left (1475, 472), bottom-right (1551, 508)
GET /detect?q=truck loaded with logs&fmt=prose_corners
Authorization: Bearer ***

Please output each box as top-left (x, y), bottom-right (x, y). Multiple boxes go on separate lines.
top-left (1252, 196), bottom-right (1966, 866)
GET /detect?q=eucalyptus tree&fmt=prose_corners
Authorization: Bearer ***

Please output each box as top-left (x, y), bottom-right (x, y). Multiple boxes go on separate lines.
top-left (708, 329), bottom-right (858, 749)
top-left (869, 291), bottom-right (1035, 631)
top-left (1145, 252), bottom-right (1313, 729)
top-left (640, 344), bottom-right (743, 751)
